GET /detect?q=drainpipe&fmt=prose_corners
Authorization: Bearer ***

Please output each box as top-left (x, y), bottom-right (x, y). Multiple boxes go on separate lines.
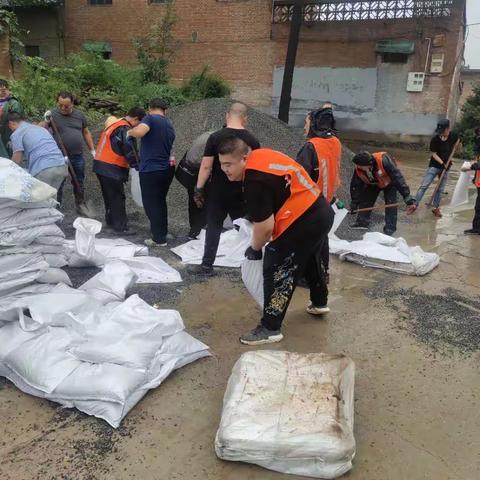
top-left (424, 37), bottom-right (432, 73)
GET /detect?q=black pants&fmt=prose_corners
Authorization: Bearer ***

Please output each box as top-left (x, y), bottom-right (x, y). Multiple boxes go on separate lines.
top-left (187, 185), bottom-right (206, 236)
top-left (356, 184), bottom-right (398, 233)
top-left (473, 187), bottom-right (480, 231)
top-left (140, 167), bottom-right (175, 243)
top-left (262, 199), bottom-right (334, 331)
top-left (96, 173), bottom-right (127, 232)
top-left (202, 183), bottom-right (245, 267)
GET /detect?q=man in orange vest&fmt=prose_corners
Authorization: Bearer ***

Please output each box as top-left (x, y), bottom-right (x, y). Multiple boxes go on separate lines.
top-left (461, 142), bottom-right (480, 235)
top-left (350, 151), bottom-right (416, 236)
top-left (218, 136), bottom-right (334, 345)
top-left (93, 107), bottom-right (145, 235)
top-left (296, 105), bottom-right (341, 283)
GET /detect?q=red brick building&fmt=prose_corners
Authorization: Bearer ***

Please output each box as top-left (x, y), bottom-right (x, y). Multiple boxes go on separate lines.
top-left (64, 0), bottom-right (466, 139)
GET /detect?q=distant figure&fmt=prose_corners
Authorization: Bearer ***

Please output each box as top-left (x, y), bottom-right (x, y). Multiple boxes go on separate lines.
top-left (350, 151), bottom-right (416, 236)
top-left (409, 119), bottom-right (461, 218)
top-left (127, 98), bottom-right (176, 247)
top-left (41, 92), bottom-right (96, 207)
top-left (175, 130), bottom-right (214, 239)
top-left (189, 103), bottom-right (260, 276)
top-left (0, 79), bottom-right (24, 157)
top-left (8, 113), bottom-right (67, 189)
top-left (93, 107), bottom-right (146, 236)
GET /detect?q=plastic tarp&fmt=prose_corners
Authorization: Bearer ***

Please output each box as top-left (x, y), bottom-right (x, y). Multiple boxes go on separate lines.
top-left (215, 351), bottom-right (356, 479)
top-left (329, 231), bottom-right (439, 276)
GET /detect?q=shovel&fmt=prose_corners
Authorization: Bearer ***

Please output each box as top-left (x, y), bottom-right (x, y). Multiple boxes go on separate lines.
top-left (49, 116), bottom-right (96, 218)
top-left (351, 203), bottom-right (401, 214)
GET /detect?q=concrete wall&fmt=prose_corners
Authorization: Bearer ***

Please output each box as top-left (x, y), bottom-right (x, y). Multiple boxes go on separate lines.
top-left (16, 6), bottom-right (64, 59)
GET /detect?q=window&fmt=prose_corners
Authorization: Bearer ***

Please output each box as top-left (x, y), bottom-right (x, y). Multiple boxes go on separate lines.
top-left (82, 42), bottom-right (112, 59)
top-left (89, 0), bottom-right (112, 5)
top-left (381, 53), bottom-right (409, 64)
top-left (25, 45), bottom-right (40, 57)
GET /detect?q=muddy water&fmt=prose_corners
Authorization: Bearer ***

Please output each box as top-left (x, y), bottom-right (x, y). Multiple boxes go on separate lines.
top-left (1, 147), bottom-right (479, 480)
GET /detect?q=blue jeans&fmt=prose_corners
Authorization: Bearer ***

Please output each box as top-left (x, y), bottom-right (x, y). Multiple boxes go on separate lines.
top-left (57, 153), bottom-right (85, 205)
top-left (415, 166), bottom-right (448, 209)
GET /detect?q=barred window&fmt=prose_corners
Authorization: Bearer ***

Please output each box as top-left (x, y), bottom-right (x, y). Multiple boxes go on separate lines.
top-left (273, 1), bottom-right (454, 23)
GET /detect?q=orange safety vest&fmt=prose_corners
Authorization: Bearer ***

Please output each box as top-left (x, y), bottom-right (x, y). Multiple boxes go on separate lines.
top-left (355, 152), bottom-right (392, 189)
top-left (475, 170), bottom-right (480, 188)
top-left (95, 118), bottom-right (131, 169)
top-left (308, 136), bottom-right (342, 203)
top-left (245, 148), bottom-right (320, 241)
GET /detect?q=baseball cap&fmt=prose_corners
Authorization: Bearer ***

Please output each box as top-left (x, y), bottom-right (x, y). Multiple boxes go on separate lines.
top-left (435, 118), bottom-right (450, 133)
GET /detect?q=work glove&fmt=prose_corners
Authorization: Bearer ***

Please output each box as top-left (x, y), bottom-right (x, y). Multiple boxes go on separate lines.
top-left (405, 195), bottom-right (416, 206)
top-left (335, 199), bottom-right (345, 209)
top-left (90, 149), bottom-right (96, 158)
top-left (245, 246), bottom-right (262, 261)
top-left (193, 187), bottom-right (205, 209)
top-left (44, 110), bottom-right (52, 122)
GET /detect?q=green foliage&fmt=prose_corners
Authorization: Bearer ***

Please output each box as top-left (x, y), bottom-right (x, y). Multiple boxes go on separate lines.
top-left (0, 7), bottom-right (23, 63)
top-left (457, 85), bottom-right (480, 159)
top-left (9, 53), bottom-right (230, 123)
top-left (133, 1), bottom-right (179, 84)
top-left (181, 66), bottom-right (232, 101)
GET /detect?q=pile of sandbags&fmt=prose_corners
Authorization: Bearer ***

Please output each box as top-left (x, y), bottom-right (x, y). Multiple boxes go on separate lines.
top-left (0, 263), bottom-right (209, 427)
top-left (215, 351), bottom-right (356, 479)
top-left (0, 158), bottom-right (70, 299)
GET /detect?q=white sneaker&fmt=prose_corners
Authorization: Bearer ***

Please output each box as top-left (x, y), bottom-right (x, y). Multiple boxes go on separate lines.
top-left (306, 303), bottom-right (330, 315)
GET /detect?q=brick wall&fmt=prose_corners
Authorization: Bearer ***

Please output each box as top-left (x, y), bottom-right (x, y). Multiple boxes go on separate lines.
top-left (0, 35), bottom-right (11, 79)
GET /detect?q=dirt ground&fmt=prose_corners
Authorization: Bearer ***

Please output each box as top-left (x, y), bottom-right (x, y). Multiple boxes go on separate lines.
top-left (1, 150), bottom-right (479, 480)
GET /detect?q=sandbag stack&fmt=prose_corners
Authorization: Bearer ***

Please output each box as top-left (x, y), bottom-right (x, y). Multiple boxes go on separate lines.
top-left (0, 159), bottom-right (70, 301)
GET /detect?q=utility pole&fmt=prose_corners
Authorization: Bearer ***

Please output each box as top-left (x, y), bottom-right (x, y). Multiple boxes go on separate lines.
top-left (278, 0), bottom-right (303, 123)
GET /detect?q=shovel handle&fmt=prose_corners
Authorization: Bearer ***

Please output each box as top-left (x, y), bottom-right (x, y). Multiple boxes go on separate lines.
top-left (351, 203), bottom-right (401, 214)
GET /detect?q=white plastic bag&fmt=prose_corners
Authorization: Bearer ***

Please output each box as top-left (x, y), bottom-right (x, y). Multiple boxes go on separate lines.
top-left (241, 259), bottom-right (263, 308)
top-left (73, 217), bottom-right (102, 257)
top-left (116, 256), bottom-right (181, 284)
top-left (450, 168), bottom-right (474, 208)
top-left (215, 351), bottom-right (356, 479)
top-left (130, 169), bottom-right (143, 207)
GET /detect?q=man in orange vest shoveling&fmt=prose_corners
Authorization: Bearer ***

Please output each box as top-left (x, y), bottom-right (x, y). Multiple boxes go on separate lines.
top-left (93, 107), bottom-right (145, 235)
top-left (218, 136), bottom-right (334, 346)
top-left (350, 151), bottom-right (416, 236)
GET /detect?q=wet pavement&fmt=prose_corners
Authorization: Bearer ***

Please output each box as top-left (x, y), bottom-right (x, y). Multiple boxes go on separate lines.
top-left (1, 149), bottom-right (480, 480)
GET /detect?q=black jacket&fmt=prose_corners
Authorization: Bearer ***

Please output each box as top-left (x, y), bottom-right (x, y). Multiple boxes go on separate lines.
top-left (93, 123), bottom-right (138, 182)
top-left (350, 153), bottom-right (411, 207)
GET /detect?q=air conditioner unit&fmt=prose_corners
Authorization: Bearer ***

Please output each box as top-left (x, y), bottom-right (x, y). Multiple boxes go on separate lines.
top-left (430, 53), bottom-right (445, 73)
top-left (407, 72), bottom-right (425, 92)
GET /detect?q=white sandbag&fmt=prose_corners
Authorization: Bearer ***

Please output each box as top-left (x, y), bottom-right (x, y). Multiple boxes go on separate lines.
top-left (0, 253), bottom-right (48, 280)
top-left (95, 237), bottom-right (148, 258)
top-left (69, 295), bottom-right (184, 370)
top-left (329, 232), bottom-right (439, 276)
top-left (0, 157), bottom-right (56, 203)
top-left (241, 259), bottom-right (264, 308)
top-left (4, 327), bottom-right (82, 394)
top-left (78, 260), bottom-right (137, 304)
top-left (130, 168), bottom-right (143, 207)
top-left (115, 256), bottom-right (181, 284)
top-left (43, 253), bottom-right (69, 268)
top-left (37, 268), bottom-right (72, 286)
top-left (0, 197), bottom-right (57, 210)
top-left (330, 204), bottom-right (349, 235)
top-left (0, 243), bottom-right (68, 256)
top-left (450, 168), bottom-right (474, 208)
top-left (215, 351), bottom-right (356, 479)
top-left (0, 321), bottom-right (45, 360)
top-left (73, 217), bottom-right (102, 257)
top-left (0, 224), bottom-right (64, 247)
top-left (0, 207), bottom-right (63, 233)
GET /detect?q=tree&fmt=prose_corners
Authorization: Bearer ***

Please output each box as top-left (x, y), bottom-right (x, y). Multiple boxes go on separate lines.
top-left (457, 85), bottom-right (480, 158)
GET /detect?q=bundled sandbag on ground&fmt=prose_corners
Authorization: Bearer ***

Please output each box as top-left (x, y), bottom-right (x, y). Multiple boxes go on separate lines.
top-left (215, 351), bottom-right (356, 479)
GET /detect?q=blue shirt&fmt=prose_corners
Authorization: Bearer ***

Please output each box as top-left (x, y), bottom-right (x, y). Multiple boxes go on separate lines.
top-left (11, 122), bottom-right (66, 176)
top-left (139, 114), bottom-right (175, 172)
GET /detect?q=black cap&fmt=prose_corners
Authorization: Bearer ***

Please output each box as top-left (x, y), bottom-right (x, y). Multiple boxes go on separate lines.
top-left (352, 151), bottom-right (373, 166)
top-left (435, 118), bottom-right (450, 133)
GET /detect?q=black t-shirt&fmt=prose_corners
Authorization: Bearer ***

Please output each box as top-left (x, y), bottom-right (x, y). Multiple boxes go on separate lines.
top-left (244, 170), bottom-right (290, 223)
top-left (204, 127), bottom-right (260, 191)
top-left (429, 132), bottom-right (459, 169)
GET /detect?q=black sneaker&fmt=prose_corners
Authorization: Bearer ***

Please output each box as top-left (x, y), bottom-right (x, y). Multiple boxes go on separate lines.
top-left (187, 264), bottom-right (215, 276)
top-left (239, 324), bottom-right (284, 346)
top-left (350, 222), bottom-right (368, 230)
top-left (464, 228), bottom-right (480, 235)
top-left (187, 231), bottom-right (200, 240)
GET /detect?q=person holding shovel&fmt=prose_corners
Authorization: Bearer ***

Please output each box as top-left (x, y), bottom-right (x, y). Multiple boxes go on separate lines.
top-left (93, 107), bottom-right (145, 236)
top-left (41, 92), bottom-right (96, 208)
top-left (350, 151), bottom-right (416, 236)
top-left (409, 119), bottom-right (461, 218)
